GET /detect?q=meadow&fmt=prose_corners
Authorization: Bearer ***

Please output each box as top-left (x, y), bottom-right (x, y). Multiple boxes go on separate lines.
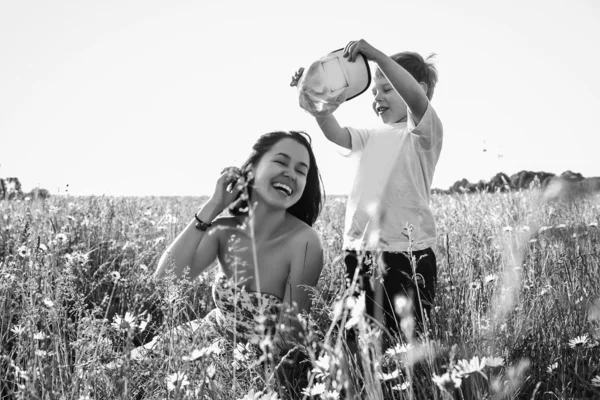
top-left (1, 187), bottom-right (599, 399)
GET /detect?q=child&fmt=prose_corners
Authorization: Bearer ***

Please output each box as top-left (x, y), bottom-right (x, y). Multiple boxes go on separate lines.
top-left (292, 39), bottom-right (442, 340)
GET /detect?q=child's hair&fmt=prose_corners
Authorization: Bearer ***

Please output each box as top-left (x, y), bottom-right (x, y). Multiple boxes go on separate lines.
top-left (376, 52), bottom-right (438, 100)
top-left (230, 131), bottom-right (325, 227)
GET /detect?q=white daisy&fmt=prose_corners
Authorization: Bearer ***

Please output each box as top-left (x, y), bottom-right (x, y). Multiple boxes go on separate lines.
top-left (301, 382), bottom-right (326, 397)
top-left (111, 312), bottom-right (137, 331)
top-left (484, 356), bottom-right (504, 368)
top-left (455, 356), bottom-right (486, 377)
top-left (391, 381), bottom-right (411, 391)
top-left (165, 371), bottom-right (189, 391)
top-left (385, 342), bottom-right (414, 358)
top-left (568, 334), bottom-right (589, 349)
top-left (376, 368), bottom-right (401, 382)
top-left (55, 233), bottom-right (68, 245)
top-left (11, 325), bottom-right (26, 336)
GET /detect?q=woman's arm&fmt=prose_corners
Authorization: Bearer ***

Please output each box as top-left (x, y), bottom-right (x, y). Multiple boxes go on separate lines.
top-left (154, 200), bottom-right (222, 280)
top-left (154, 167), bottom-right (244, 280)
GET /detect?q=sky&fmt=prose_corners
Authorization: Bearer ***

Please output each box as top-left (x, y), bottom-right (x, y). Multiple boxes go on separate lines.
top-left (1, 0), bottom-right (599, 196)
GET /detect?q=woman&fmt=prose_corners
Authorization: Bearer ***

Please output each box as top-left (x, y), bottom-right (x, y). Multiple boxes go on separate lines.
top-left (135, 131), bottom-right (325, 357)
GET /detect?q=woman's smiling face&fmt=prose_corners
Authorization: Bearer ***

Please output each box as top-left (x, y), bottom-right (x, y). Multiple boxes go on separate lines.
top-left (251, 138), bottom-right (310, 210)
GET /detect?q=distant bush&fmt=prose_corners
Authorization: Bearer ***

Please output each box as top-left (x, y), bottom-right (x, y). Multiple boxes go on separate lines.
top-left (0, 177), bottom-right (50, 200)
top-left (25, 187), bottom-right (51, 200)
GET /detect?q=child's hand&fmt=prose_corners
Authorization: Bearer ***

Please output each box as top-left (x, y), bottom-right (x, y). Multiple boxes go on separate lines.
top-left (290, 67), bottom-right (304, 87)
top-left (343, 39), bottom-right (383, 63)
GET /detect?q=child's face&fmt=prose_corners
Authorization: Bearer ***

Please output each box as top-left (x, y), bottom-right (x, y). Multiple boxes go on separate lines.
top-left (252, 138), bottom-right (310, 210)
top-left (371, 74), bottom-right (407, 124)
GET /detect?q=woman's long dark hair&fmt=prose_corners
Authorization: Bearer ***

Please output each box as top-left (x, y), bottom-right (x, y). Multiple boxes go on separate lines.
top-left (229, 131), bottom-right (324, 227)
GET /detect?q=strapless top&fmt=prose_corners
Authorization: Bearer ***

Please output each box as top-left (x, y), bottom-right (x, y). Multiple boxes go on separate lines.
top-left (210, 272), bottom-right (283, 341)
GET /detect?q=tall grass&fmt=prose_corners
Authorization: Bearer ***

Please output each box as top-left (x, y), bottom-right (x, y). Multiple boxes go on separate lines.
top-left (1, 189), bottom-right (599, 399)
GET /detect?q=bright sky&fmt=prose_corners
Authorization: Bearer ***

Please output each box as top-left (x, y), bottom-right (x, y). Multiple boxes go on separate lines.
top-left (2, 0), bottom-right (599, 196)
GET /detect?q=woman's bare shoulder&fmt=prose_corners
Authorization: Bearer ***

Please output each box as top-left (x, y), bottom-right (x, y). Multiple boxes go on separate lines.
top-left (287, 215), bottom-right (322, 249)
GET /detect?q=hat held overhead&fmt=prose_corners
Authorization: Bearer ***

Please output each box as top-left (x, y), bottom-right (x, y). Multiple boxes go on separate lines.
top-left (294, 48), bottom-right (371, 117)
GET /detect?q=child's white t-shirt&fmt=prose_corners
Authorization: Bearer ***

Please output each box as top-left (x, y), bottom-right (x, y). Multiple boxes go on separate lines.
top-left (342, 102), bottom-right (443, 252)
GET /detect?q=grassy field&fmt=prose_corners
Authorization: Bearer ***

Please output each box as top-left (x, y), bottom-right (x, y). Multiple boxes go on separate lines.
top-left (1, 189), bottom-right (599, 399)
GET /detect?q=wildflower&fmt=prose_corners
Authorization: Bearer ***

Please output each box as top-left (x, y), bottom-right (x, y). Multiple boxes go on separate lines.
top-left (33, 331), bottom-right (48, 340)
top-left (385, 343), bottom-right (414, 358)
top-left (11, 325), bottom-right (26, 336)
top-left (471, 281), bottom-right (481, 290)
top-left (546, 362), bottom-right (558, 374)
top-left (65, 252), bottom-right (89, 267)
top-left (55, 233), bottom-right (68, 245)
top-left (391, 381), bottom-right (411, 391)
top-left (502, 226), bottom-right (513, 232)
top-left (42, 298), bottom-right (54, 309)
top-left (589, 222), bottom-right (598, 228)
top-left (17, 246), bottom-right (29, 258)
top-left (164, 214), bottom-right (178, 224)
top-left (165, 372), bottom-right (189, 391)
top-left (301, 382), bottom-right (326, 397)
top-left (110, 271), bottom-right (121, 282)
top-left (484, 274), bottom-right (496, 284)
top-left (540, 285), bottom-right (552, 296)
top-left (345, 293), bottom-right (365, 329)
top-left (206, 363), bottom-right (216, 379)
top-left (321, 390), bottom-right (340, 399)
top-left (38, 243), bottom-right (48, 252)
top-left (455, 356), bottom-right (486, 377)
top-left (34, 350), bottom-right (48, 357)
top-left (312, 353), bottom-right (332, 379)
top-left (377, 368), bottom-right (400, 382)
top-left (432, 372), bottom-right (462, 392)
top-left (591, 375), bottom-right (600, 387)
top-left (568, 334), bottom-right (589, 349)
top-left (485, 356), bottom-right (504, 368)
top-left (111, 312), bottom-right (137, 331)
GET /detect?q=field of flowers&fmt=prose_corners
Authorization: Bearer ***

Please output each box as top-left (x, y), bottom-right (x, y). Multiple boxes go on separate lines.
top-left (1, 188), bottom-right (600, 399)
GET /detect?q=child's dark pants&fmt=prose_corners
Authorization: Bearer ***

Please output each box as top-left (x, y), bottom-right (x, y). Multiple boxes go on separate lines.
top-left (344, 248), bottom-right (437, 339)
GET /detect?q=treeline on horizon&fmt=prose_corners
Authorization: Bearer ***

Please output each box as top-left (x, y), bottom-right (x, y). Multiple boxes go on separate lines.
top-left (434, 169), bottom-right (600, 196)
top-left (3, 170), bottom-right (600, 201)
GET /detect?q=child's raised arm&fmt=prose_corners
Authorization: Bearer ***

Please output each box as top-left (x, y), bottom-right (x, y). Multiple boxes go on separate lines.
top-left (315, 115), bottom-right (351, 150)
top-left (344, 39), bottom-right (429, 124)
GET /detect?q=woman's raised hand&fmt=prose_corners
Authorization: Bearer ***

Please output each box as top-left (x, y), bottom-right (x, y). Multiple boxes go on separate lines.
top-left (209, 167), bottom-right (245, 212)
